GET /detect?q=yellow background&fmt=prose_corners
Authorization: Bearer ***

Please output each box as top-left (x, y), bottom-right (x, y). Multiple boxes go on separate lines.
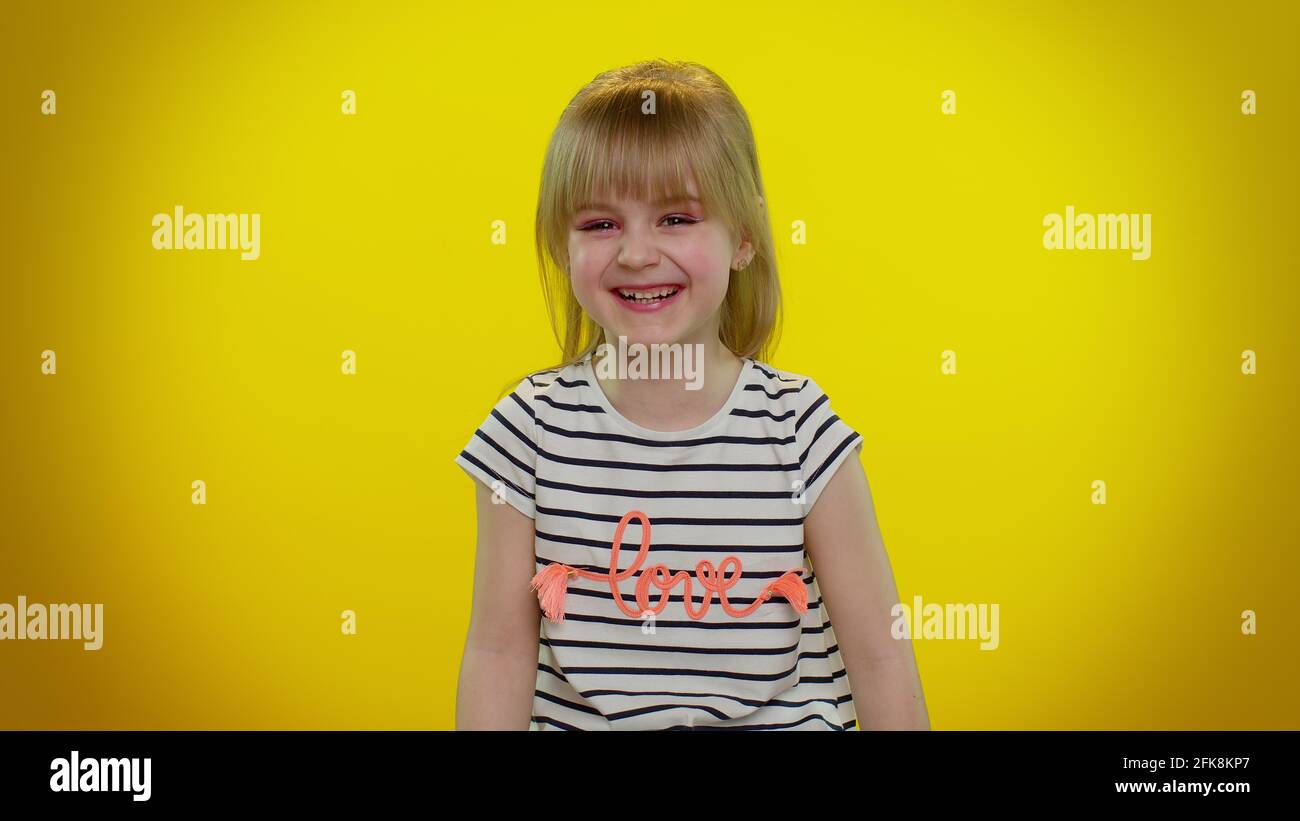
top-left (2, 0), bottom-right (1295, 729)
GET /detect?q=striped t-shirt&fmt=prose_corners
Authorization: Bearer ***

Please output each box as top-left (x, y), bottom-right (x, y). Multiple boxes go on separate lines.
top-left (454, 352), bottom-right (864, 730)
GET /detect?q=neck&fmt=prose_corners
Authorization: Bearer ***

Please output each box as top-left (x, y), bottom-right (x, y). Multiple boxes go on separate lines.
top-left (592, 335), bottom-right (744, 432)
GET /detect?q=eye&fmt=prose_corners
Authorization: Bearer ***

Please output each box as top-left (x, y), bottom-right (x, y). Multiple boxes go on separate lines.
top-left (578, 215), bottom-right (698, 232)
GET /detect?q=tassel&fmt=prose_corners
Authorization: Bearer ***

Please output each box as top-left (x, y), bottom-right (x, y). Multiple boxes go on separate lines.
top-left (765, 570), bottom-right (808, 614)
top-left (530, 563), bottom-right (577, 622)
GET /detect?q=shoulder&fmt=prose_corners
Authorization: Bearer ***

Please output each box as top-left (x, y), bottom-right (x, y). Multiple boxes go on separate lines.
top-left (747, 362), bottom-right (863, 514)
top-left (492, 359), bottom-right (598, 437)
top-left (511, 359), bottom-right (588, 407)
top-left (745, 359), bottom-right (834, 420)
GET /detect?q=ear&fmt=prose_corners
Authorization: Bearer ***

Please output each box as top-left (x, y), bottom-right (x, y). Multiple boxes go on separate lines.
top-left (731, 238), bottom-right (754, 270)
top-left (730, 197), bottom-right (763, 270)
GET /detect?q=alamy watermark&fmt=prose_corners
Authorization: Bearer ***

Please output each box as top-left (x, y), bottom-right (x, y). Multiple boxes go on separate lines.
top-left (1043, 205), bottom-right (1151, 260)
top-left (151, 205), bottom-right (260, 260)
top-left (50, 751), bottom-right (150, 801)
top-left (892, 594), bottom-right (999, 650)
top-left (0, 595), bottom-right (103, 650)
top-left (591, 335), bottom-right (704, 390)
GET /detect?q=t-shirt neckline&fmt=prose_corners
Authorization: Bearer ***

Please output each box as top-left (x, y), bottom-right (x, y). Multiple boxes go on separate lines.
top-left (580, 352), bottom-right (754, 440)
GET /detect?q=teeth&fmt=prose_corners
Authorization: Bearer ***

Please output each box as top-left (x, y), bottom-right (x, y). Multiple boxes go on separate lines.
top-left (617, 287), bottom-right (679, 302)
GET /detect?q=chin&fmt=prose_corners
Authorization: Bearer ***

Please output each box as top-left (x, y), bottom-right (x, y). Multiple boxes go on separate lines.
top-left (601, 329), bottom-right (681, 348)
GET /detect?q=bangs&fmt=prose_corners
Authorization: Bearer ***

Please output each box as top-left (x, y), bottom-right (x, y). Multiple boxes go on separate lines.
top-left (555, 85), bottom-right (727, 221)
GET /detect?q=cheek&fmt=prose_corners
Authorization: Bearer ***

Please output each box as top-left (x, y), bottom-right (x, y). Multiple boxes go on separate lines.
top-left (565, 241), bottom-right (609, 315)
top-left (567, 241), bottom-right (600, 287)
top-left (677, 239), bottom-right (731, 292)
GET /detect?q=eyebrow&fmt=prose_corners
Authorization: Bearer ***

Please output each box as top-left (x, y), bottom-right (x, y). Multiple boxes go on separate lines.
top-left (576, 194), bottom-right (701, 212)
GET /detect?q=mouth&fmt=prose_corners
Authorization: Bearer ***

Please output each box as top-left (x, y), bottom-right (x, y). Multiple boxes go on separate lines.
top-left (610, 284), bottom-right (684, 311)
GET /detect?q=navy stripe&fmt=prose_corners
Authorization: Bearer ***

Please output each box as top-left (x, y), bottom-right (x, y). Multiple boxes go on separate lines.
top-left (795, 387), bottom-right (829, 433)
top-left (550, 678), bottom-right (843, 712)
top-left (534, 394), bottom-right (605, 413)
top-left (805, 432), bottom-right (863, 489)
top-left (539, 450), bottom-right (800, 472)
top-left (609, 701), bottom-right (734, 722)
top-left (558, 662), bottom-right (799, 682)
top-left (531, 715), bottom-right (585, 730)
top-left (507, 390), bottom-right (534, 419)
top-left (535, 528), bottom-right (806, 554)
top-left (487, 407), bottom-right (538, 454)
top-left (751, 362), bottom-right (801, 383)
top-left (542, 637), bottom-right (801, 656)
top-left (534, 610), bottom-right (820, 633)
top-left (533, 506), bottom-right (804, 527)
top-left (730, 407), bottom-right (796, 422)
top-left (469, 430), bottom-right (535, 476)
top-left (536, 419), bottom-right (794, 448)
top-left (533, 689), bottom-right (603, 717)
top-left (744, 383), bottom-right (801, 399)
top-left (456, 451), bottom-right (534, 500)
top-left (535, 476), bottom-right (798, 500)
top-left (798, 413), bottom-right (843, 466)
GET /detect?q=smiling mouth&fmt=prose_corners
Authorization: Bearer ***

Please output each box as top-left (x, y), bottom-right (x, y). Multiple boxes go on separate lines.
top-left (613, 285), bottom-right (682, 304)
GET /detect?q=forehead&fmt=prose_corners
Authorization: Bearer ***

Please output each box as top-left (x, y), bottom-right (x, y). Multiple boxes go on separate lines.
top-left (576, 184), bottom-right (702, 212)
top-left (577, 175), bottom-right (702, 211)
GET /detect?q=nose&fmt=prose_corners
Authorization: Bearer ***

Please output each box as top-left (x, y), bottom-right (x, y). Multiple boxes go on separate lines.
top-left (617, 224), bottom-right (660, 270)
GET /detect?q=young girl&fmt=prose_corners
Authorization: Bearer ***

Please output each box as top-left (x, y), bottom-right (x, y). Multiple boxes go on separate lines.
top-left (455, 59), bottom-right (929, 731)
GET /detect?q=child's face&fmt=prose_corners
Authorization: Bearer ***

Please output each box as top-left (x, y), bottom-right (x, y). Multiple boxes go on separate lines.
top-left (567, 181), bottom-right (749, 349)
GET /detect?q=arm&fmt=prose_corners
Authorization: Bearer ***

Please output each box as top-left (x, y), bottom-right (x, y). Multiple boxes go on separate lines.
top-left (803, 455), bottom-right (931, 730)
top-left (455, 480), bottom-right (543, 730)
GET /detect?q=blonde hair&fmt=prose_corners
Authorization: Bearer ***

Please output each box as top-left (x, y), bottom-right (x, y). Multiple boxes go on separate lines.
top-left (502, 58), bottom-right (782, 398)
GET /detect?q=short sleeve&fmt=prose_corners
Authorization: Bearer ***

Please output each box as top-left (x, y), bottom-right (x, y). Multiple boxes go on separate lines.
top-left (454, 377), bottom-right (539, 519)
top-left (793, 377), bottom-right (864, 516)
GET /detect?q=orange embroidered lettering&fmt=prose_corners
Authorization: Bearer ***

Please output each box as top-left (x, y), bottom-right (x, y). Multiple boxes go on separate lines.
top-left (529, 510), bottom-right (807, 622)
